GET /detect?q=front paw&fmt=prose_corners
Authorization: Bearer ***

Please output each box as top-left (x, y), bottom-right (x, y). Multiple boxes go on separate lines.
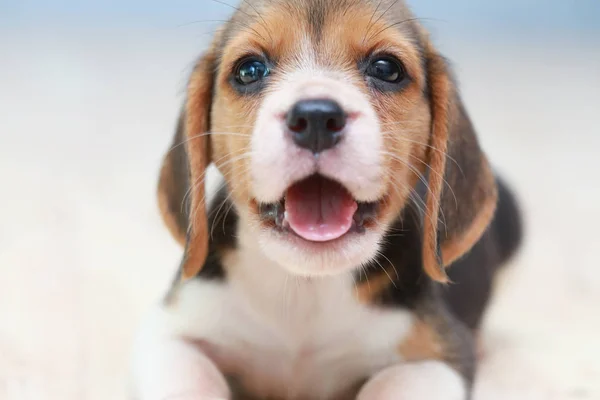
top-left (357, 361), bottom-right (467, 400)
top-left (131, 337), bottom-right (231, 400)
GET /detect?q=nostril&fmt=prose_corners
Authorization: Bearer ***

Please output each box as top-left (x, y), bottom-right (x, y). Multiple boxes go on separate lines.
top-left (326, 117), bottom-right (344, 132)
top-left (289, 117), bottom-right (308, 133)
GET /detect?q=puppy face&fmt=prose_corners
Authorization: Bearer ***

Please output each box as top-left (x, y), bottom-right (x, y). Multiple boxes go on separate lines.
top-left (174, 0), bottom-right (498, 281)
top-left (206, 0), bottom-right (428, 276)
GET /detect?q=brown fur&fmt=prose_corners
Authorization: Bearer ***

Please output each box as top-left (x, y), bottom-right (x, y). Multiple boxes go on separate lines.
top-left (398, 320), bottom-right (444, 362)
top-left (355, 272), bottom-right (396, 304)
top-left (158, 112), bottom-right (188, 247)
top-left (441, 192), bottom-right (497, 266)
top-left (179, 39), bottom-right (218, 280)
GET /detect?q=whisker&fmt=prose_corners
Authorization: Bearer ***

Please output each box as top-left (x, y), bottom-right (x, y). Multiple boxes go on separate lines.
top-left (379, 151), bottom-right (431, 196)
top-left (206, 161), bottom-right (253, 240)
top-left (374, 257), bottom-right (398, 289)
top-left (377, 251), bottom-right (400, 281)
top-left (180, 146), bottom-right (249, 214)
top-left (379, 136), bottom-right (461, 205)
top-left (383, 169), bottom-right (429, 224)
top-left (408, 154), bottom-right (457, 215)
top-left (188, 151), bottom-right (252, 224)
top-left (209, 190), bottom-right (234, 241)
top-left (381, 143), bottom-right (456, 230)
top-left (369, 0), bottom-right (401, 39)
top-left (362, 0), bottom-right (384, 45)
top-left (206, 153), bottom-right (252, 208)
top-left (368, 17), bottom-right (434, 43)
top-left (380, 151), bottom-right (442, 228)
top-left (209, 0), bottom-right (268, 42)
top-left (240, 0), bottom-right (274, 43)
top-left (168, 131), bottom-right (251, 155)
top-left (360, 264), bottom-right (372, 294)
top-left (379, 129), bottom-right (463, 176)
top-left (221, 194), bottom-right (237, 234)
top-left (385, 169), bottom-right (427, 218)
top-left (387, 148), bottom-right (457, 210)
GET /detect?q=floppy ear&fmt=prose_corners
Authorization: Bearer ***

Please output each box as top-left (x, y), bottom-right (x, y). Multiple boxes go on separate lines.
top-left (157, 45), bottom-right (217, 281)
top-left (181, 48), bottom-right (218, 281)
top-left (157, 111), bottom-right (191, 248)
top-left (421, 41), bottom-right (498, 283)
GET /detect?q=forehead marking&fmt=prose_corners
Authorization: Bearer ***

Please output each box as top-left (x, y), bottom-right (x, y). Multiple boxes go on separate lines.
top-left (306, 0), bottom-right (327, 39)
top-left (297, 34), bottom-right (318, 69)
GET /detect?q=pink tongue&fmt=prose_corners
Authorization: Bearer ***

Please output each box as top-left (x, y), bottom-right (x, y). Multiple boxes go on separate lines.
top-left (285, 176), bottom-right (358, 242)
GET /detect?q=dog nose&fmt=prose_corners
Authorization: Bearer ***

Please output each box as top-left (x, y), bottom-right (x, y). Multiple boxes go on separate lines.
top-left (286, 99), bottom-right (346, 154)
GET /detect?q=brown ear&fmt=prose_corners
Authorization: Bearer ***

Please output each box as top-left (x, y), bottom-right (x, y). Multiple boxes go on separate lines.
top-left (157, 45), bottom-right (217, 282)
top-left (421, 41), bottom-right (498, 283)
top-left (180, 48), bottom-right (218, 281)
top-left (157, 111), bottom-right (191, 248)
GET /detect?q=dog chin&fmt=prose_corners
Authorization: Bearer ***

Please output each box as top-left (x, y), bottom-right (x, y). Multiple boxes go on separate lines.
top-left (256, 229), bottom-right (383, 277)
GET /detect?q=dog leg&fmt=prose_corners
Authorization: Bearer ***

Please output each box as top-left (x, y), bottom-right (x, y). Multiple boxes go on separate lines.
top-left (131, 312), bottom-right (230, 400)
top-left (356, 361), bottom-right (467, 400)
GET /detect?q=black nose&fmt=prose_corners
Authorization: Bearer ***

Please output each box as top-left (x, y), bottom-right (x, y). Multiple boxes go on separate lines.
top-left (286, 99), bottom-right (346, 154)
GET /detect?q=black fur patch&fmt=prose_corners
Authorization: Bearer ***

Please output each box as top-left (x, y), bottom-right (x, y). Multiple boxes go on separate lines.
top-left (357, 203), bottom-right (432, 309)
top-left (442, 176), bottom-right (523, 330)
top-left (355, 174), bottom-right (522, 334)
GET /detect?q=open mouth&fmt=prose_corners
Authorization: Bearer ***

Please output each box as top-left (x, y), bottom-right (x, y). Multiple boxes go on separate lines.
top-left (258, 174), bottom-right (379, 242)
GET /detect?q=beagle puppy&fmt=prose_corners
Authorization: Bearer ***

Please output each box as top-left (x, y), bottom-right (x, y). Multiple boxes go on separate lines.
top-left (131, 1), bottom-right (523, 399)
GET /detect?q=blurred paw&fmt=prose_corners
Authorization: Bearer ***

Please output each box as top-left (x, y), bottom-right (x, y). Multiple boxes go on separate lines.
top-left (357, 361), bottom-right (467, 400)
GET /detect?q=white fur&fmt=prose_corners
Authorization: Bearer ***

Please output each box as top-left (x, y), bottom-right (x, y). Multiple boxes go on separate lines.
top-left (131, 226), bottom-right (461, 400)
top-left (250, 70), bottom-right (384, 204)
top-left (249, 67), bottom-right (386, 276)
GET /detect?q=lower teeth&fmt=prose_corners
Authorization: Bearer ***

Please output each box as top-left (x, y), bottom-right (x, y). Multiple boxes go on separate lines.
top-left (275, 210), bottom-right (288, 228)
top-left (280, 211), bottom-right (289, 229)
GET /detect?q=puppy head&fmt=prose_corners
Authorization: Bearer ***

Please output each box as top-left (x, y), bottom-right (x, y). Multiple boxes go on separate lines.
top-left (171, 0), bottom-right (497, 280)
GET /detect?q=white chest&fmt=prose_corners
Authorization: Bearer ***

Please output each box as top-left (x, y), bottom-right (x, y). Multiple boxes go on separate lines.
top-left (166, 240), bottom-right (413, 399)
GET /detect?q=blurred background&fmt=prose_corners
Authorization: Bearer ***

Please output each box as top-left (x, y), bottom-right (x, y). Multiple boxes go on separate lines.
top-left (1, 1), bottom-right (599, 399)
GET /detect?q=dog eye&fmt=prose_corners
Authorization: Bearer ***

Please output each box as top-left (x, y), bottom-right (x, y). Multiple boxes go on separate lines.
top-left (366, 57), bottom-right (405, 83)
top-left (235, 59), bottom-right (270, 85)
